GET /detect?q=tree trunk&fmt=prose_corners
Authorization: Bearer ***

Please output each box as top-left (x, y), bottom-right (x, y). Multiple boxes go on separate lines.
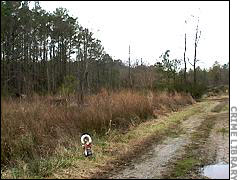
top-left (194, 32), bottom-right (197, 85)
top-left (183, 33), bottom-right (187, 84)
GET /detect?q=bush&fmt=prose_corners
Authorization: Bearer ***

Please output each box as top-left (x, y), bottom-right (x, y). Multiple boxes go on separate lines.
top-left (172, 82), bottom-right (207, 99)
top-left (59, 75), bottom-right (78, 96)
top-left (188, 83), bottom-right (207, 99)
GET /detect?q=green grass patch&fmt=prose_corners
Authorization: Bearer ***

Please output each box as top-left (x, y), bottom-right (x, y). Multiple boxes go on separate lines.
top-left (222, 103), bottom-right (229, 112)
top-left (172, 157), bottom-right (200, 177)
top-left (216, 127), bottom-right (229, 137)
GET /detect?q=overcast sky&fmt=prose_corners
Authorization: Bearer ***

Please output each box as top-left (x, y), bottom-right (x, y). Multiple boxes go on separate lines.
top-left (39, 1), bottom-right (229, 69)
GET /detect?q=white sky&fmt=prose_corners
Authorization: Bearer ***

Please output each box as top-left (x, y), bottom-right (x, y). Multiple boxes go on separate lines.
top-left (39, 1), bottom-right (229, 69)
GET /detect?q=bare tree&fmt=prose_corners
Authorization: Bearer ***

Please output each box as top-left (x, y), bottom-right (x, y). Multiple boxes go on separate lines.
top-left (183, 20), bottom-right (187, 83)
top-left (189, 16), bottom-right (201, 85)
top-left (128, 45), bottom-right (132, 88)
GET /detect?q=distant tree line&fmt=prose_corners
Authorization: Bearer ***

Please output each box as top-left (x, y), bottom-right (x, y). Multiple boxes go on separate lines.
top-left (155, 50), bottom-right (229, 98)
top-left (1, 1), bottom-right (229, 100)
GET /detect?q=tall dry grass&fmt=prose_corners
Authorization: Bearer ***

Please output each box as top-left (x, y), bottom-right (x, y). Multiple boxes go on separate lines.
top-left (1, 89), bottom-right (194, 166)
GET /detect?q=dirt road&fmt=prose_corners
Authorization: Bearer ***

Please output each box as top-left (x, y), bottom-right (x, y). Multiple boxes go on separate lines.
top-left (108, 96), bottom-right (229, 179)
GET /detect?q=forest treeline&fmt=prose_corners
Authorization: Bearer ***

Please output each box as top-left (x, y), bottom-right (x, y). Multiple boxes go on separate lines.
top-left (1, 1), bottom-right (229, 99)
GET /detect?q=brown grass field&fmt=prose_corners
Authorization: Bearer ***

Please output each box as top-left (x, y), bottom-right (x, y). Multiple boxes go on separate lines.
top-left (1, 89), bottom-right (195, 173)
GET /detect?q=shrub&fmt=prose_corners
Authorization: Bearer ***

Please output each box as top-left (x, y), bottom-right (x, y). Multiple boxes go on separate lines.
top-left (59, 75), bottom-right (78, 96)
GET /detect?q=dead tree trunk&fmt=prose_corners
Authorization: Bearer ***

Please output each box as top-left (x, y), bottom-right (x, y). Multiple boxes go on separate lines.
top-left (183, 32), bottom-right (187, 83)
top-left (193, 18), bottom-right (201, 85)
top-left (188, 17), bottom-right (201, 85)
top-left (128, 45), bottom-right (132, 88)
